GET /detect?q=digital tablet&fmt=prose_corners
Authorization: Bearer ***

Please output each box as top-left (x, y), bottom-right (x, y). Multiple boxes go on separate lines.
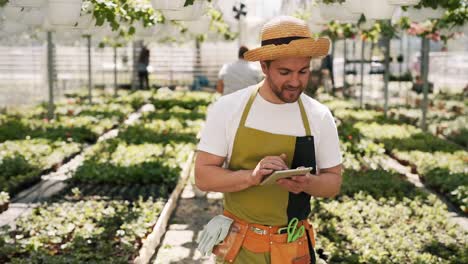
top-left (260, 167), bottom-right (312, 186)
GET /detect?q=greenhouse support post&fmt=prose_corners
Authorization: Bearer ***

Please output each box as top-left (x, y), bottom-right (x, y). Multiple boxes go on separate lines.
top-left (383, 37), bottom-right (390, 117)
top-left (114, 46), bottom-right (117, 97)
top-left (47, 31), bottom-right (55, 120)
top-left (360, 40), bottom-right (365, 108)
top-left (399, 36), bottom-right (403, 93)
top-left (86, 35), bottom-right (92, 104)
top-left (343, 39), bottom-right (347, 94)
top-left (421, 37), bottom-right (430, 131)
top-left (331, 39), bottom-right (336, 95)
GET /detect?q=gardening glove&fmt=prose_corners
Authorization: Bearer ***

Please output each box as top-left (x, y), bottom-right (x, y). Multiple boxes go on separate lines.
top-left (197, 215), bottom-right (234, 256)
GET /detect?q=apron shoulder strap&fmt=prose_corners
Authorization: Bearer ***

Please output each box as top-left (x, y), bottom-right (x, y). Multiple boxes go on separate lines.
top-left (298, 97), bottom-right (312, 136)
top-left (239, 85), bottom-right (260, 127)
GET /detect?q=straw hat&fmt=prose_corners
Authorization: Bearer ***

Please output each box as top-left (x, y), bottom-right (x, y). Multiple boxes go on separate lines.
top-left (244, 16), bottom-right (330, 62)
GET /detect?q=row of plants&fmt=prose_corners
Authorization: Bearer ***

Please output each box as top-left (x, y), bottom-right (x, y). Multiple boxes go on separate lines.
top-left (0, 139), bottom-right (81, 197)
top-left (73, 139), bottom-right (194, 189)
top-left (148, 91), bottom-right (216, 111)
top-left (0, 189), bottom-right (165, 264)
top-left (0, 90), bottom-right (215, 263)
top-left (0, 91), bottom-right (140, 144)
top-left (363, 95), bottom-right (467, 147)
top-left (0, 90), bottom-right (153, 203)
top-left (321, 96), bottom-right (468, 213)
top-left (312, 170), bottom-right (467, 263)
top-left (355, 121), bottom-right (467, 212)
top-left (0, 115), bottom-right (116, 144)
top-left (312, 106), bottom-right (468, 263)
top-left (386, 108), bottom-right (467, 147)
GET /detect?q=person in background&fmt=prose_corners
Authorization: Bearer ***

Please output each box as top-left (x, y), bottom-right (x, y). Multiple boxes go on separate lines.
top-left (137, 45), bottom-right (150, 90)
top-left (216, 46), bottom-right (263, 95)
top-left (320, 54), bottom-right (335, 93)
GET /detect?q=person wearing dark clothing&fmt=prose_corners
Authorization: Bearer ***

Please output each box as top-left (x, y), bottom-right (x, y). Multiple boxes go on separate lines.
top-left (320, 54), bottom-right (335, 92)
top-left (138, 46), bottom-right (150, 90)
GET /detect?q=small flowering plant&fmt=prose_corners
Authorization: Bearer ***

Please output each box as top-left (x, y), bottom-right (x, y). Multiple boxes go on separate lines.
top-left (321, 20), bottom-right (357, 40)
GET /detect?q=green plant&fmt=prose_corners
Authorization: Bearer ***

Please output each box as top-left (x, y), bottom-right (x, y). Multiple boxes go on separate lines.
top-left (0, 192), bottom-right (9, 205)
top-left (0, 139), bottom-right (81, 196)
top-left (0, 193), bottom-right (165, 263)
top-left (321, 21), bottom-right (357, 40)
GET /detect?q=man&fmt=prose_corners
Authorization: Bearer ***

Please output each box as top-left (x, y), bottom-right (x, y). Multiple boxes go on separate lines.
top-left (196, 16), bottom-right (342, 264)
top-left (216, 46), bottom-right (263, 95)
top-left (137, 45), bottom-right (150, 90)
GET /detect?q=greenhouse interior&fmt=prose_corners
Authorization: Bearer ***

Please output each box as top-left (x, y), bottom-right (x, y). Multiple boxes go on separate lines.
top-left (0, 0), bottom-right (467, 263)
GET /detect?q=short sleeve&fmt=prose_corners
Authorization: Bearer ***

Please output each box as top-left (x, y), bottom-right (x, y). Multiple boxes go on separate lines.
top-left (316, 109), bottom-right (342, 169)
top-left (197, 101), bottom-right (229, 157)
top-left (218, 64), bottom-right (227, 80)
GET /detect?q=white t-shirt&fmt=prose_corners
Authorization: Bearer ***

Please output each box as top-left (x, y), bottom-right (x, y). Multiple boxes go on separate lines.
top-left (218, 60), bottom-right (263, 95)
top-left (197, 85), bottom-right (342, 170)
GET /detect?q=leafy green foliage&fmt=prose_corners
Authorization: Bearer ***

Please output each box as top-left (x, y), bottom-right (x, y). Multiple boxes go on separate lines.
top-left (0, 194), bottom-right (165, 263)
top-left (354, 122), bottom-right (462, 152)
top-left (73, 139), bottom-right (193, 190)
top-left (312, 191), bottom-right (468, 263)
top-left (0, 139), bottom-right (81, 196)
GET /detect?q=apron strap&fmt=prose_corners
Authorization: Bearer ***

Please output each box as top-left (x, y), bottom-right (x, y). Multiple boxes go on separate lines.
top-left (298, 98), bottom-right (312, 136)
top-left (239, 85), bottom-right (261, 127)
top-left (240, 85), bottom-right (312, 136)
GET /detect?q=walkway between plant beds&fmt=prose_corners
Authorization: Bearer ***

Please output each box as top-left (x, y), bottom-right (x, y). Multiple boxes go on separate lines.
top-left (152, 174), bottom-right (223, 264)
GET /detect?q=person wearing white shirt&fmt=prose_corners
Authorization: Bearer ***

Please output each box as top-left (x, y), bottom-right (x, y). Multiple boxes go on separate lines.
top-left (216, 46), bottom-right (264, 95)
top-left (196, 16), bottom-right (341, 264)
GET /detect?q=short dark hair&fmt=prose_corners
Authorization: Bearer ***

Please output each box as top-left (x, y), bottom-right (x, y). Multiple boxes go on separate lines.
top-left (238, 46), bottom-right (249, 59)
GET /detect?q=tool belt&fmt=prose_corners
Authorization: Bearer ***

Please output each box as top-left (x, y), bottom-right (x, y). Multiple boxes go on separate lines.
top-left (213, 210), bottom-right (316, 264)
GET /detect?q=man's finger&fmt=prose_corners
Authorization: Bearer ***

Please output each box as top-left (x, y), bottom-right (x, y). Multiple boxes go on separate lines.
top-left (262, 163), bottom-right (285, 171)
top-left (259, 169), bottom-right (273, 176)
top-left (263, 160), bottom-right (288, 169)
top-left (280, 153), bottom-right (287, 161)
top-left (277, 179), bottom-right (302, 193)
top-left (265, 157), bottom-right (288, 169)
top-left (291, 175), bottom-right (309, 183)
top-left (264, 156), bottom-right (286, 164)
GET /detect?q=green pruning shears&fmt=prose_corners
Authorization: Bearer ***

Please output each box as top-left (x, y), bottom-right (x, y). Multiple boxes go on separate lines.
top-left (278, 217), bottom-right (305, 243)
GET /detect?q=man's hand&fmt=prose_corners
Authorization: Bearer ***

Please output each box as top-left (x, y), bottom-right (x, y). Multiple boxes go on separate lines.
top-left (248, 154), bottom-right (288, 187)
top-left (277, 164), bottom-right (342, 197)
top-left (277, 173), bottom-right (311, 194)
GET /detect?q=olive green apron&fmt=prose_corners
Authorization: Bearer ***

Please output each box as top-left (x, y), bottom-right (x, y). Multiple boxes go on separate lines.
top-left (221, 85), bottom-right (317, 264)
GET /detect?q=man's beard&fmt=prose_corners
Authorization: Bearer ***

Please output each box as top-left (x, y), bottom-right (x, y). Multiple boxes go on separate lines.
top-left (268, 78), bottom-right (303, 103)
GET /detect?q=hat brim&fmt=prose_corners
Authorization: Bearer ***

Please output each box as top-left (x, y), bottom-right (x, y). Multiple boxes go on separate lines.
top-left (244, 37), bottom-right (331, 62)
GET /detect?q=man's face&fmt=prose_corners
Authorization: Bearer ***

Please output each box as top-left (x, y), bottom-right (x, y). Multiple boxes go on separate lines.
top-left (261, 57), bottom-right (311, 103)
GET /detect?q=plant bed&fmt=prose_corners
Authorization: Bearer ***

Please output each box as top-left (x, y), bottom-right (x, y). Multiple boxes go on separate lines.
top-left (354, 122), bottom-right (462, 153)
top-left (392, 150), bottom-right (468, 213)
top-left (149, 91), bottom-right (216, 111)
top-left (142, 105), bottom-right (207, 121)
top-left (117, 119), bottom-right (203, 145)
top-left (0, 188), bottom-right (166, 264)
top-left (73, 139), bottom-right (194, 188)
top-left (311, 169), bottom-right (468, 263)
top-left (0, 115), bottom-right (117, 144)
top-left (0, 139), bottom-right (81, 196)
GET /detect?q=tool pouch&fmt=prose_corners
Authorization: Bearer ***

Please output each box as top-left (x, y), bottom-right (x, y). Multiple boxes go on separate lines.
top-left (270, 232), bottom-right (310, 264)
top-left (212, 222), bottom-right (248, 263)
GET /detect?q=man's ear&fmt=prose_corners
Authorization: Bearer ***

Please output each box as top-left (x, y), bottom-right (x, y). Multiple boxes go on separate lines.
top-left (260, 61), bottom-right (269, 76)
